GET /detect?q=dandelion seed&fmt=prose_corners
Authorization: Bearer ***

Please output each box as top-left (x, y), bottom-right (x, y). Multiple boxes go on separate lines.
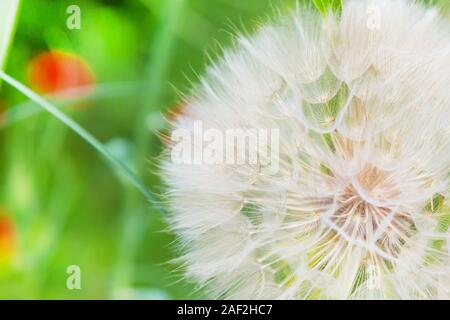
top-left (163, 0), bottom-right (450, 299)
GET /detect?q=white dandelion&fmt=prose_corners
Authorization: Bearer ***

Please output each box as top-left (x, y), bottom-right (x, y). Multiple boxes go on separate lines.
top-left (163, 0), bottom-right (450, 299)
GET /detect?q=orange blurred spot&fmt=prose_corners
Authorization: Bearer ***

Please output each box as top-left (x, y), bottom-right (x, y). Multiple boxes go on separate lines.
top-left (0, 210), bottom-right (16, 263)
top-left (167, 102), bottom-right (186, 122)
top-left (28, 50), bottom-right (95, 100)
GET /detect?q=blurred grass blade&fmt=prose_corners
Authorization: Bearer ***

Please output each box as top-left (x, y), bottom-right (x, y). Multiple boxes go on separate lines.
top-left (0, 70), bottom-right (167, 214)
top-left (0, 82), bottom-right (146, 128)
top-left (0, 0), bottom-right (21, 71)
top-left (312, 0), bottom-right (342, 16)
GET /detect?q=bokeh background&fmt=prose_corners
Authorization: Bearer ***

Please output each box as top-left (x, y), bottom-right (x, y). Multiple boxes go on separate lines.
top-left (0, 0), bottom-right (300, 299)
top-left (0, 0), bottom-right (448, 299)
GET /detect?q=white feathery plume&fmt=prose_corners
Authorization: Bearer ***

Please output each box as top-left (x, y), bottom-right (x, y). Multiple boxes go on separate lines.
top-left (163, 0), bottom-right (450, 299)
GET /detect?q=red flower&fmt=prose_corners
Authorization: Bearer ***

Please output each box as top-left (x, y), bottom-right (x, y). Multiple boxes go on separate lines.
top-left (28, 50), bottom-right (95, 99)
top-left (0, 211), bottom-right (16, 262)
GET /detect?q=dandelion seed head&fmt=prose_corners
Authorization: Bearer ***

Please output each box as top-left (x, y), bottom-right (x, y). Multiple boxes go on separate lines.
top-left (163, 0), bottom-right (450, 299)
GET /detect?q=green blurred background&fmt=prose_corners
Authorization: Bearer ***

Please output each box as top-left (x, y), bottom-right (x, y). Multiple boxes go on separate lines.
top-left (0, 0), bottom-right (448, 299)
top-left (0, 0), bottom-right (300, 299)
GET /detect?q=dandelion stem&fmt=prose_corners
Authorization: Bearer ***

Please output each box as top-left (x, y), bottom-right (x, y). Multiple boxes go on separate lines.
top-left (0, 70), bottom-right (167, 214)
